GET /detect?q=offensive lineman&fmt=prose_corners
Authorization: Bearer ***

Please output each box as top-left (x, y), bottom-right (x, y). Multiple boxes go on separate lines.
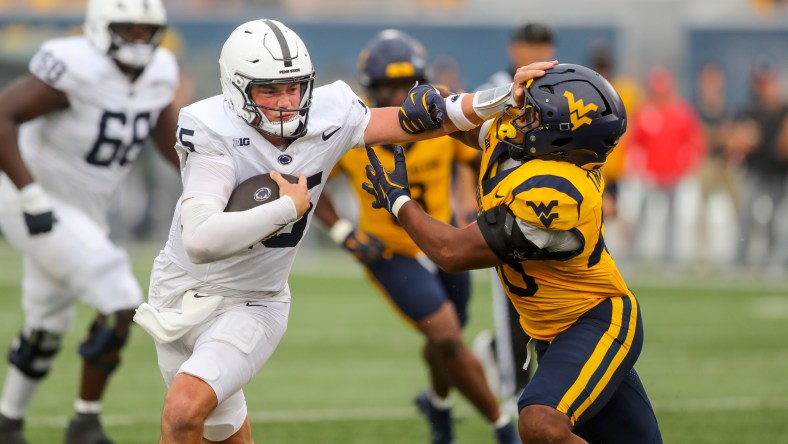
top-left (135, 18), bottom-right (555, 443)
top-left (0, 0), bottom-right (179, 443)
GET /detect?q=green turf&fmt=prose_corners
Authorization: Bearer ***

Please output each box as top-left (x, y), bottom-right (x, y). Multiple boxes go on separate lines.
top-left (1, 239), bottom-right (788, 443)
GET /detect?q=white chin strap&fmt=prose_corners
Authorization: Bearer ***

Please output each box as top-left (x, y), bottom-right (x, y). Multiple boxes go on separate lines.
top-left (260, 114), bottom-right (301, 138)
top-left (112, 43), bottom-right (155, 68)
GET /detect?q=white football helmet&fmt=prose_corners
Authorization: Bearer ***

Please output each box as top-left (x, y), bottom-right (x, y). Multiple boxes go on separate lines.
top-left (84, 0), bottom-right (167, 68)
top-left (219, 19), bottom-right (315, 140)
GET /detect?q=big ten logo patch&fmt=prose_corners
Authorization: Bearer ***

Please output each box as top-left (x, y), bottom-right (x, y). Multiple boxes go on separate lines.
top-left (233, 137), bottom-right (251, 147)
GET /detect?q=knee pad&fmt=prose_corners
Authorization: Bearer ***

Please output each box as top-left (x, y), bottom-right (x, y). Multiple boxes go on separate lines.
top-left (78, 310), bottom-right (134, 374)
top-left (8, 329), bottom-right (62, 379)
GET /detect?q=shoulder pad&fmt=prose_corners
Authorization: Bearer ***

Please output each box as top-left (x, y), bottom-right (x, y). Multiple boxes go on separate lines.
top-left (508, 174), bottom-right (583, 230)
top-left (176, 106), bottom-right (225, 157)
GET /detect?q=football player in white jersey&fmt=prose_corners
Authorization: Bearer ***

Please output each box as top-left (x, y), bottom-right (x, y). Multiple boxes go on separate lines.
top-left (0, 0), bottom-right (179, 443)
top-left (138, 18), bottom-right (555, 443)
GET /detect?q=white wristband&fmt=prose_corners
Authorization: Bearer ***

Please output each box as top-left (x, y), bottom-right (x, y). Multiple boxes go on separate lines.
top-left (19, 183), bottom-right (52, 213)
top-left (445, 94), bottom-right (476, 131)
top-left (391, 196), bottom-right (412, 219)
top-left (329, 218), bottom-right (355, 244)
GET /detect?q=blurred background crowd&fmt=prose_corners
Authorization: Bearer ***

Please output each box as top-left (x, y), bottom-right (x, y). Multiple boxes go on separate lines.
top-left (1, 0), bottom-right (787, 276)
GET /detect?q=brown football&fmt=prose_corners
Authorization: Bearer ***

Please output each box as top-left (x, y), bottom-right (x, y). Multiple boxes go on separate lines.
top-left (224, 173), bottom-right (298, 212)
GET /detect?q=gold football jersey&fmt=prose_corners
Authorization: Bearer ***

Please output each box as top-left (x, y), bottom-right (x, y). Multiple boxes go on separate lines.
top-left (336, 137), bottom-right (478, 257)
top-left (479, 117), bottom-right (633, 341)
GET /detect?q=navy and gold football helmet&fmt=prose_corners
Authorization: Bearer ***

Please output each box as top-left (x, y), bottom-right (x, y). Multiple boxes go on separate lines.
top-left (499, 63), bottom-right (626, 170)
top-left (358, 29), bottom-right (428, 107)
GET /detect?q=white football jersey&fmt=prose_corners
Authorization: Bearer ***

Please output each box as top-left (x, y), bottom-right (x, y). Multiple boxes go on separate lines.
top-left (19, 36), bottom-right (179, 228)
top-left (162, 80), bottom-right (371, 293)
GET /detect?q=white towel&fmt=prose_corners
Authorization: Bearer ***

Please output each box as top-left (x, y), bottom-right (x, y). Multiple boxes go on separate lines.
top-left (134, 290), bottom-right (223, 343)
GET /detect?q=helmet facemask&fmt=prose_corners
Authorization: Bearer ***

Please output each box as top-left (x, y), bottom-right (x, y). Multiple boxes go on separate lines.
top-left (496, 64), bottom-right (627, 170)
top-left (219, 19), bottom-right (315, 140)
top-left (107, 23), bottom-right (165, 69)
top-left (84, 0), bottom-right (167, 70)
top-left (240, 74), bottom-right (315, 140)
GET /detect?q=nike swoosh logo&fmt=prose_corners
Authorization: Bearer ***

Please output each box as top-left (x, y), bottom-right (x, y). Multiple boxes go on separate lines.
top-left (495, 192), bottom-right (507, 199)
top-left (193, 293), bottom-right (212, 298)
top-left (246, 302), bottom-right (268, 307)
top-left (321, 127), bottom-right (341, 141)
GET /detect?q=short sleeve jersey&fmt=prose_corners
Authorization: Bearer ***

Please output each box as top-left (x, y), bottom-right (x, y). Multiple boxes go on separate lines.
top-left (478, 115), bottom-right (633, 341)
top-left (19, 36), bottom-right (179, 228)
top-left (162, 81), bottom-right (371, 292)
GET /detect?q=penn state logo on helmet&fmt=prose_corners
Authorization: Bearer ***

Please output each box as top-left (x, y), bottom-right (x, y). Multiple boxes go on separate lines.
top-left (497, 63), bottom-right (627, 170)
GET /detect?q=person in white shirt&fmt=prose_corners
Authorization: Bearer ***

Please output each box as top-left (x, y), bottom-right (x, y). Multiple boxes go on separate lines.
top-left (138, 18), bottom-right (556, 443)
top-left (0, 0), bottom-right (179, 443)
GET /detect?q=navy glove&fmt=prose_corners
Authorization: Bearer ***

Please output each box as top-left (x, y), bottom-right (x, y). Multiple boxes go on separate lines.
top-left (398, 84), bottom-right (446, 134)
top-left (343, 229), bottom-right (387, 265)
top-left (19, 183), bottom-right (56, 235)
top-left (362, 146), bottom-right (411, 217)
top-left (24, 211), bottom-right (56, 235)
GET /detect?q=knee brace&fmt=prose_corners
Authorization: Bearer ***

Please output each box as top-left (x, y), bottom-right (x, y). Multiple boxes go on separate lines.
top-left (8, 329), bottom-right (62, 380)
top-left (78, 309), bottom-right (134, 374)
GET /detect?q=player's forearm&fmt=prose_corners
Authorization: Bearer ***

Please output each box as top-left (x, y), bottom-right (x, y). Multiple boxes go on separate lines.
top-left (152, 105), bottom-right (180, 170)
top-left (181, 196), bottom-right (298, 263)
top-left (396, 200), bottom-right (495, 273)
top-left (0, 118), bottom-right (34, 189)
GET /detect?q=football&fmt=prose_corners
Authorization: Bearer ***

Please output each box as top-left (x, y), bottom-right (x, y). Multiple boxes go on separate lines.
top-left (224, 173), bottom-right (298, 212)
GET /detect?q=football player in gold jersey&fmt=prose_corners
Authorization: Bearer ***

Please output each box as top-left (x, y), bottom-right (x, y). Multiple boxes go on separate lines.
top-left (364, 64), bottom-right (662, 443)
top-left (314, 30), bottom-right (520, 444)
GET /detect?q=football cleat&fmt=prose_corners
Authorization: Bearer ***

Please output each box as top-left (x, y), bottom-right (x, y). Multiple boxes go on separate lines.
top-left (0, 414), bottom-right (27, 444)
top-left (64, 413), bottom-right (114, 444)
top-left (415, 389), bottom-right (455, 444)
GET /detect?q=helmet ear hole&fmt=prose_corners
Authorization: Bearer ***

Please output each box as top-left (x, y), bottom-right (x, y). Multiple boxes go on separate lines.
top-left (546, 111), bottom-right (554, 117)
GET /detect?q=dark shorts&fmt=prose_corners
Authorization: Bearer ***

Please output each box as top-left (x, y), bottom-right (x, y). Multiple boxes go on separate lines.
top-left (518, 295), bottom-right (662, 444)
top-left (365, 254), bottom-right (471, 328)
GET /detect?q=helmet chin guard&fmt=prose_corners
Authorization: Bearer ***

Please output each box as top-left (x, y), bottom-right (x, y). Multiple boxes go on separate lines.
top-left (219, 19), bottom-right (315, 140)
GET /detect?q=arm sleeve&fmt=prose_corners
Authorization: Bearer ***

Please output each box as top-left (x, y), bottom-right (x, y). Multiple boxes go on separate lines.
top-left (175, 111), bottom-right (297, 263)
top-left (180, 195), bottom-right (298, 264)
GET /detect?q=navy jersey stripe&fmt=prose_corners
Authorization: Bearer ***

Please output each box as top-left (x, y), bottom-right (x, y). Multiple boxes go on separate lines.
top-left (513, 175), bottom-right (584, 218)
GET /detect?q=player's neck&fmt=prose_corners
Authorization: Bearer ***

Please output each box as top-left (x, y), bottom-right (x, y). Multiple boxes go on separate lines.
top-left (115, 61), bottom-right (144, 81)
top-left (261, 132), bottom-right (290, 151)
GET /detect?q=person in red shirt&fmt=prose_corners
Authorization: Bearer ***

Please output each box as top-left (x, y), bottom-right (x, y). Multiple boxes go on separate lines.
top-left (628, 66), bottom-right (707, 264)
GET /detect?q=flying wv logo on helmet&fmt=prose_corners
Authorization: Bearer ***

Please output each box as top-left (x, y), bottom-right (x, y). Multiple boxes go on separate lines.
top-left (564, 91), bottom-right (598, 131)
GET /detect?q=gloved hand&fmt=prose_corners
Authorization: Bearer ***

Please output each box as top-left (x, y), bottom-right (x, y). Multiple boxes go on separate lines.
top-left (398, 84), bottom-right (446, 134)
top-left (330, 219), bottom-right (387, 265)
top-left (19, 183), bottom-right (56, 235)
top-left (362, 146), bottom-right (411, 218)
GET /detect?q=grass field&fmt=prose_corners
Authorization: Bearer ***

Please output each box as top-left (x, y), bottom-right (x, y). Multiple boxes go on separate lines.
top-left (1, 238), bottom-right (788, 443)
